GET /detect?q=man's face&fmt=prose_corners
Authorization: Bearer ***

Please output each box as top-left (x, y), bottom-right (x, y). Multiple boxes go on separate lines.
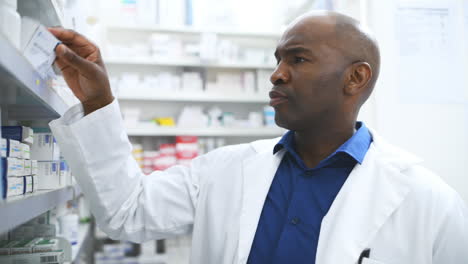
top-left (270, 20), bottom-right (348, 131)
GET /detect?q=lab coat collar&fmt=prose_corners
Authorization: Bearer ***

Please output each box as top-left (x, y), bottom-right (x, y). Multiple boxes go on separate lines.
top-left (240, 128), bottom-right (423, 264)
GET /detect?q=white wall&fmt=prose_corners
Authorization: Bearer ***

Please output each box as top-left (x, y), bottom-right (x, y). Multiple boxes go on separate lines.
top-left (366, 0), bottom-right (468, 202)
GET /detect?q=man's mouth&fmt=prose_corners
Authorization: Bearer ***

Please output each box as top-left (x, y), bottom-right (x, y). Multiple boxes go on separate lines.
top-left (269, 90), bottom-right (288, 107)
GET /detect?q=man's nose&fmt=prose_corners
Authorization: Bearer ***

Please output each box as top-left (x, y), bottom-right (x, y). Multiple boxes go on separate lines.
top-left (270, 62), bottom-right (290, 85)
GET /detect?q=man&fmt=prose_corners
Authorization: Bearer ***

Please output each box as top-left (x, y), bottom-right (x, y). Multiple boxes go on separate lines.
top-left (49, 11), bottom-right (467, 264)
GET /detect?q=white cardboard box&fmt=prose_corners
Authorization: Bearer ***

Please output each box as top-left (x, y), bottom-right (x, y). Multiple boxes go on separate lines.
top-left (20, 144), bottom-right (30, 160)
top-left (24, 176), bottom-right (33, 193)
top-left (6, 177), bottom-right (24, 197)
top-left (31, 160), bottom-right (38, 175)
top-left (7, 139), bottom-right (21, 158)
top-left (24, 160), bottom-right (32, 176)
top-left (30, 134), bottom-right (60, 161)
top-left (1, 138), bottom-right (7, 157)
top-left (37, 161), bottom-right (60, 190)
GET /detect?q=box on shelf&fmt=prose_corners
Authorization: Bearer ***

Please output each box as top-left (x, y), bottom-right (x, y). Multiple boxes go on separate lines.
top-left (5, 176), bottom-right (24, 198)
top-left (1, 138), bottom-right (7, 157)
top-left (31, 160), bottom-right (38, 175)
top-left (59, 161), bottom-right (71, 187)
top-left (32, 238), bottom-right (59, 253)
top-left (30, 134), bottom-right (60, 161)
top-left (15, 159), bottom-right (24, 177)
top-left (24, 160), bottom-right (32, 176)
top-left (0, 249), bottom-right (65, 264)
top-left (6, 139), bottom-right (21, 158)
top-left (2, 157), bottom-right (17, 177)
top-left (9, 238), bottom-right (39, 255)
top-left (176, 136), bottom-right (198, 166)
top-left (25, 176), bottom-right (33, 193)
top-left (21, 17), bottom-right (60, 79)
top-left (36, 161), bottom-right (60, 190)
top-left (31, 175), bottom-right (37, 193)
top-left (1, 126), bottom-right (34, 145)
top-left (20, 143), bottom-right (30, 159)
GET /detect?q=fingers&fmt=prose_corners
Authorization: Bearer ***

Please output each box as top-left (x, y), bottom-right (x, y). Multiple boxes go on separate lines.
top-left (48, 27), bottom-right (93, 47)
top-left (55, 44), bottom-right (100, 78)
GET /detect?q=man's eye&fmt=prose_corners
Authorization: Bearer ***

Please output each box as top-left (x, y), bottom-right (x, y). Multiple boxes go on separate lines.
top-left (294, 57), bottom-right (306, 63)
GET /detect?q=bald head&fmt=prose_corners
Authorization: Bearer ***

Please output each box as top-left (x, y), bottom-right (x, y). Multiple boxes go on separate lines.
top-left (284, 11), bottom-right (380, 105)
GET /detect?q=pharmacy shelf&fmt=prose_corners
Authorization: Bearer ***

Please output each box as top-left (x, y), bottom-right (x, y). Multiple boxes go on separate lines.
top-left (105, 57), bottom-right (276, 70)
top-left (71, 223), bottom-right (92, 262)
top-left (126, 127), bottom-right (285, 137)
top-left (18, 0), bottom-right (65, 27)
top-left (107, 24), bottom-right (282, 38)
top-left (0, 34), bottom-right (68, 120)
top-left (0, 185), bottom-right (81, 235)
top-left (117, 93), bottom-right (269, 103)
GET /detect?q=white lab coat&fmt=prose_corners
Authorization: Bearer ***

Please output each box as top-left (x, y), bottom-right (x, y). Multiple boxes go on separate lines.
top-left (50, 100), bottom-right (468, 264)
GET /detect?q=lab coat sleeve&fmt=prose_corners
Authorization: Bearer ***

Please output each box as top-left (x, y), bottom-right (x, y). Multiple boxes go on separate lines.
top-left (432, 190), bottom-right (468, 263)
top-left (49, 100), bottom-right (200, 243)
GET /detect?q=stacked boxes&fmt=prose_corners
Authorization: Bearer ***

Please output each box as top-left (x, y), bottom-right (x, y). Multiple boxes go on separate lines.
top-left (1, 127), bottom-right (37, 199)
top-left (1, 128), bottom-right (72, 199)
top-left (30, 133), bottom-right (71, 190)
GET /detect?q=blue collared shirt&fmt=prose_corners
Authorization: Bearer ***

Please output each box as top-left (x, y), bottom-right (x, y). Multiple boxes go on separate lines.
top-left (247, 122), bottom-right (372, 264)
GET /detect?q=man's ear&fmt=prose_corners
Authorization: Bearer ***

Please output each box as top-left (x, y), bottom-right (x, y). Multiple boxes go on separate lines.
top-left (344, 62), bottom-right (372, 96)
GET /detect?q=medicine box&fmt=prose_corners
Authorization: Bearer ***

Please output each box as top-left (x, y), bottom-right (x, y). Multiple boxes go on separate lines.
top-left (25, 176), bottom-right (33, 193)
top-left (2, 158), bottom-right (17, 177)
top-left (24, 160), bottom-right (32, 176)
top-left (20, 144), bottom-right (30, 160)
top-left (59, 161), bottom-right (71, 186)
top-left (6, 177), bottom-right (24, 198)
top-left (7, 139), bottom-right (21, 158)
top-left (30, 134), bottom-right (60, 161)
top-left (1, 126), bottom-right (34, 145)
top-left (37, 161), bottom-right (60, 190)
top-left (32, 175), bottom-right (37, 192)
top-left (0, 249), bottom-right (65, 264)
top-left (32, 239), bottom-right (59, 253)
top-left (16, 159), bottom-right (24, 177)
top-left (1, 138), bottom-right (7, 157)
top-left (31, 160), bottom-right (38, 175)
top-left (9, 238), bottom-right (39, 255)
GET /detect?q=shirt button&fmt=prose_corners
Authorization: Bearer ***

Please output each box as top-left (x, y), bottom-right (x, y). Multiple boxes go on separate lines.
top-left (291, 217), bottom-right (300, 225)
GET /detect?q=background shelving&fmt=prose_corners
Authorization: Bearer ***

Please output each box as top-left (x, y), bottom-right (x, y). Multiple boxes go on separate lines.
top-left (117, 92), bottom-right (269, 103)
top-left (105, 57), bottom-right (276, 70)
top-left (126, 127), bottom-right (285, 137)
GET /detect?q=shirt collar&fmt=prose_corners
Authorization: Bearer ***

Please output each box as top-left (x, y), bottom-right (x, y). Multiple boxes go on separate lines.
top-left (273, 122), bottom-right (372, 166)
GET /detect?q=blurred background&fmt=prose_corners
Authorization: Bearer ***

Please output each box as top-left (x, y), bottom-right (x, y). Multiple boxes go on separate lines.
top-left (0, 0), bottom-right (467, 263)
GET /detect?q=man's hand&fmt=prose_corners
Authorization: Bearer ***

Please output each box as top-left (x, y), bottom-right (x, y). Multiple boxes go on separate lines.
top-left (48, 28), bottom-right (114, 115)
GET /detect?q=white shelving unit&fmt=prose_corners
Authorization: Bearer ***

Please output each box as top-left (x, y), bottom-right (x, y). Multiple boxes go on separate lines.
top-left (118, 92), bottom-right (269, 103)
top-left (0, 3), bottom-right (92, 263)
top-left (106, 24), bottom-right (281, 147)
top-left (126, 127), bottom-right (285, 137)
top-left (105, 57), bottom-right (276, 70)
top-left (107, 24), bottom-right (282, 38)
top-left (0, 34), bottom-right (68, 120)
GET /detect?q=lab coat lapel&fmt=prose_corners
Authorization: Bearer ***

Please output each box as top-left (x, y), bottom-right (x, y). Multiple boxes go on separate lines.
top-left (315, 144), bottom-right (417, 264)
top-left (237, 148), bottom-right (286, 264)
